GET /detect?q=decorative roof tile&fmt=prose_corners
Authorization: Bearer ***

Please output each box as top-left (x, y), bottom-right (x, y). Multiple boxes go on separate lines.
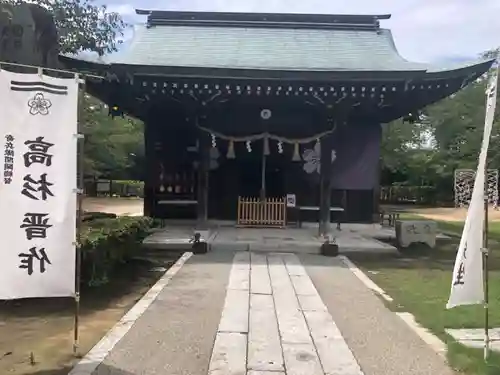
top-left (109, 24), bottom-right (430, 72)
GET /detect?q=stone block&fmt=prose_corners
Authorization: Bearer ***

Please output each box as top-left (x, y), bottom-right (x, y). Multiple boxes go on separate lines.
top-left (395, 220), bottom-right (437, 248)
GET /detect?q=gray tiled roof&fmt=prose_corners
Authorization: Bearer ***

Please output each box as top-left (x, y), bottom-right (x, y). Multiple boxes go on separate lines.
top-left (108, 24), bottom-right (434, 72)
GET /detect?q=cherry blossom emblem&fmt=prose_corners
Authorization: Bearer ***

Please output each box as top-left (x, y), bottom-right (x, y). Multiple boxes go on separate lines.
top-left (28, 93), bottom-right (52, 115)
top-left (302, 143), bottom-right (336, 174)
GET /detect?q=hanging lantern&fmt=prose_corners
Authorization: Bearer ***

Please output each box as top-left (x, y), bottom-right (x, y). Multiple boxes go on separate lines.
top-left (277, 141), bottom-right (283, 154)
top-left (263, 137), bottom-right (270, 156)
top-left (211, 134), bottom-right (217, 148)
top-left (246, 141), bottom-right (252, 152)
top-left (227, 140), bottom-right (235, 159)
top-left (292, 143), bottom-right (301, 161)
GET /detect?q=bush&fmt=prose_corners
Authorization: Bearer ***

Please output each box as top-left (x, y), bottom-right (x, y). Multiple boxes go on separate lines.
top-left (80, 216), bottom-right (154, 287)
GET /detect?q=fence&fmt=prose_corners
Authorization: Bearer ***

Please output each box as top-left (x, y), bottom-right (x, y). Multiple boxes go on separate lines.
top-left (84, 179), bottom-right (144, 197)
top-left (380, 185), bottom-right (436, 205)
top-left (237, 197), bottom-right (286, 227)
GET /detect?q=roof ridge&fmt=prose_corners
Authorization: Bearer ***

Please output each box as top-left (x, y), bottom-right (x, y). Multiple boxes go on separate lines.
top-left (136, 10), bottom-right (390, 31)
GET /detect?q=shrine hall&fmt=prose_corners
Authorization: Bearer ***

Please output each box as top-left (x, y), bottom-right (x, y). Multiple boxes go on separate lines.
top-left (61, 10), bottom-right (494, 233)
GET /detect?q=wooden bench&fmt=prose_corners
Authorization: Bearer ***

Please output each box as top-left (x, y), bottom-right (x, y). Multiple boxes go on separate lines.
top-left (158, 200), bottom-right (198, 206)
top-left (296, 206), bottom-right (344, 230)
top-left (379, 210), bottom-right (400, 227)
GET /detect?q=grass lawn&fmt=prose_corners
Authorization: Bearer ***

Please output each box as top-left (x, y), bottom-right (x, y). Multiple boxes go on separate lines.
top-left (351, 217), bottom-right (500, 375)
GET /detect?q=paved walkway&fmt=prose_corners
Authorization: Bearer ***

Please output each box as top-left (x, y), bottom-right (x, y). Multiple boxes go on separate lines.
top-left (82, 251), bottom-right (455, 375)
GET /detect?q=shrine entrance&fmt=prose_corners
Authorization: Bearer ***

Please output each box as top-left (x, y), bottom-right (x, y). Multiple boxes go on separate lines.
top-left (62, 10), bottom-right (494, 233)
top-left (237, 155), bottom-right (286, 199)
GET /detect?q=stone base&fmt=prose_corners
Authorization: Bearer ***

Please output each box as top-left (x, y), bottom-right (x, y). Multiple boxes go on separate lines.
top-left (192, 241), bottom-right (209, 254)
top-left (321, 243), bottom-right (339, 257)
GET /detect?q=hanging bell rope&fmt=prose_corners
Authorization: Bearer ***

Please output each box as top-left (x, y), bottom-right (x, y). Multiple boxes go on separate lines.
top-left (263, 137), bottom-right (270, 156)
top-left (292, 143), bottom-right (301, 161)
top-left (227, 140), bottom-right (235, 159)
top-left (197, 124), bottom-right (336, 144)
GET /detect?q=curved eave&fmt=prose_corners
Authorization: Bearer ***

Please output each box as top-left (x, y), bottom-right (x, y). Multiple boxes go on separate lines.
top-left (60, 55), bottom-right (494, 84)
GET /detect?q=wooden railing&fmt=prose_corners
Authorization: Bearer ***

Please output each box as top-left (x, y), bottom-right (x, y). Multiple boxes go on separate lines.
top-left (237, 197), bottom-right (286, 227)
top-left (380, 185), bottom-right (437, 205)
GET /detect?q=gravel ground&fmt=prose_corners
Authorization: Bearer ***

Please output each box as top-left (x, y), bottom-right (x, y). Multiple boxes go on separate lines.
top-left (302, 254), bottom-right (458, 375)
top-left (94, 251), bottom-right (233, 375)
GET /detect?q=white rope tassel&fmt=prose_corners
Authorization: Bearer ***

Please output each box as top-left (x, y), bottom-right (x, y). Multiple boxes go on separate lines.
top-left (246, 141), bottom-right (252, 152)
top-left (277, 141), bottom-right (283, 154)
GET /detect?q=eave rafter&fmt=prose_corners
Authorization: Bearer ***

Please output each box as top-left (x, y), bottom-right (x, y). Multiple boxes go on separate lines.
top-left (89, 67), bottom-right (482, 124)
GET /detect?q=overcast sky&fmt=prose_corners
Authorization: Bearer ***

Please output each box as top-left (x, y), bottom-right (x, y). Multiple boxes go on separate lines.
top-left (100, 0), bottom-right (499, 64)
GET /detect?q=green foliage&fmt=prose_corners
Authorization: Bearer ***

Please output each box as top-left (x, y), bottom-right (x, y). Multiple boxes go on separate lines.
top-left (5, 0), bottom-right (126, 56)
top-left (81, 94), bottom-right (144, 178)
top-left (80, 216), bottom-right (154, 287)
top-left (381, 52), bottom-right (499, 203)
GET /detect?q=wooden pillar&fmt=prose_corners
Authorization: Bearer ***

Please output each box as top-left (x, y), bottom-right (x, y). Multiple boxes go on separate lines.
top-left (197, 128), bottom-right (210, 228)
top-left (319, 132), bottom-right (334, 237)
top-left (143, 120), bottom-right (155, 217)
top-left (373, 156), bottom-right (381, 222)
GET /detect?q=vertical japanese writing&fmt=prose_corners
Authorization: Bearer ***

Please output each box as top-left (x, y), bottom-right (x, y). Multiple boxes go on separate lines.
top-left (18, 136), bottom-right (55, 275)
top-left (453, 242), bottom-right (467, 286)
top-left (4, 134), bottom-right (15, 184)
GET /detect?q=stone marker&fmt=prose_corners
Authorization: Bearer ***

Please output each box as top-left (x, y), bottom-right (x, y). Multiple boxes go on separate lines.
top-left (396, 220), bottom-right (437, 248)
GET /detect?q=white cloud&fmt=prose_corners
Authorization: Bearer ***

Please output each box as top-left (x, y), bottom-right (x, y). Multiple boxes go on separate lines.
top-left (99, 0), bottom-right (500, 63)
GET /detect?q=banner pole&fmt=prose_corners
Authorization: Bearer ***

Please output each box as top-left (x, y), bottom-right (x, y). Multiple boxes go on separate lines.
top-left (483, 163), bottom-right (490, 361)
top-left (73, 76), bottom-right (86, 356)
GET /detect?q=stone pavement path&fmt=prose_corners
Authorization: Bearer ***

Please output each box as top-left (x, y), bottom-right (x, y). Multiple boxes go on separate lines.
top-left (209, 252), bottom-right (363, 375)
top-left (88, 251), bottom-right (456, 375)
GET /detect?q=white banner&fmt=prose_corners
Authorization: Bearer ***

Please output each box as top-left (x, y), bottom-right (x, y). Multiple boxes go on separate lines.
top-left (0, 70), bottom-right (78, 299)
top-left (447, 66), bottom-right (498, 308)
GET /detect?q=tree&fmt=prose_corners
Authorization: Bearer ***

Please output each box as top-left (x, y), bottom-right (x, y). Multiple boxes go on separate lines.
top-left (4, 0), bottom-right (126, 56)
top-left (81, 95), bottom-right (144, 178)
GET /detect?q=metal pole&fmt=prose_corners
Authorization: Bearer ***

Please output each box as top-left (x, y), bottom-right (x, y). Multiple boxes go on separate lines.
top-left (483, 166), bottom-right (490, 361)
top-left (260, 142), bottom-right (267, 201)
top-left (73, 77), bottom-right (85, 356)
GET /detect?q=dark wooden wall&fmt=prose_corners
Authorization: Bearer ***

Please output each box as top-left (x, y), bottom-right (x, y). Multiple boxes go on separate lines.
top-left (144, 105), bottom-right (377, 223)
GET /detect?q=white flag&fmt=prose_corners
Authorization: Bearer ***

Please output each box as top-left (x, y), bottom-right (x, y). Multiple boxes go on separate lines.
top-left (447, 66), bottom-right (498, 308)
top-left (0, 70), bottom-right (78, 299)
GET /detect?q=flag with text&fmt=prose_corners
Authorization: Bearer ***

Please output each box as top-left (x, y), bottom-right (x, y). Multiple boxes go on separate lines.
top-left (0, 70), bottom-right (78, 299)
top-left (447, 66), bottom-right (498, 309)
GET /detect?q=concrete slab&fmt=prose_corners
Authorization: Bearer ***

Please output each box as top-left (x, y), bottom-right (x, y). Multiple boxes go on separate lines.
top-left (446, 328), bottom-right (500, 352)
top-left (143, 225), bottom-right (399, 255)
top-left (208, 332), bottom-right (247, 375)
top-left (218, 289), bottom-right (249, 334)
top-left (250, 253), bottom-right (272, 295)
top-left (248, 294), bottom-right (285, 372)
top-left (305, 310), bottom-right (363, 375)
top-left (282, 343), bottom-right (324, 375)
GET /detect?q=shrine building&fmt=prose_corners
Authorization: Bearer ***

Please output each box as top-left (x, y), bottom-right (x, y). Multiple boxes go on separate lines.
top-left (62, 10), bottom-right (494, 233)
